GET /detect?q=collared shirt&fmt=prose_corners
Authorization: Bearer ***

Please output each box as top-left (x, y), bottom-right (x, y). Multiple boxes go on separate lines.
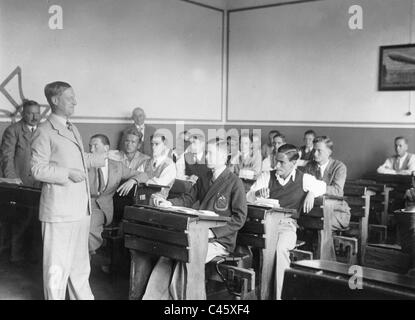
top-left (175, 150), bottom-right (205, 180)
top-left (212, 165), bottom-right (226, 181)
top-left (318, 160), bottom-right (330, 179)
top-left (138, 150), bottom-right (176, 186)
top-left (52, 113), bottom-right (68, 127)
top-left (27, 125), bottom-right (37, 132)
top-left (135, 124), bottom-right (145, 139)
top-left (101, 158), bottom-right (109, 186)
top-left (246, 169), bottom-right (327, 203)
top-left (378, 152), bottom-right (415, 175)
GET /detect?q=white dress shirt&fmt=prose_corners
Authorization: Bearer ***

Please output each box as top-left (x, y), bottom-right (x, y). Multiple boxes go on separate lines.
top-left (247, 169), bottom-right (326, 203)
top-left (27, 125), bottom-right (37, 132)
top-left (138, 150), bottom-right (176, 186)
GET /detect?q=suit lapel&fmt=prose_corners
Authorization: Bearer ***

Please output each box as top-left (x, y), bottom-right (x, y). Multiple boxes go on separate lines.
top-left (200, 169), bottom-right (230, 207)
top-left (48, 114), bottom-right (79, 147)
top-left (105, 160), bottom-right (118, 192)
top-left (324, 158), bottom-right (333, 183)
top-left (19, 121), bottom-right (33, 142)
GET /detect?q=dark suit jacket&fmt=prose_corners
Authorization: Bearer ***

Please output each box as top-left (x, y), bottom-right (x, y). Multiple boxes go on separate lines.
top-left (89, 159), bottom-right (141, 225)
top-left (0, 120), bottom-right (39, 187)
top-left (170, 168), bottom-right (247, 252)
top-left (304, 158), bottom-right (347, 196)
top-left (121, 123), bottom-right (156, 157)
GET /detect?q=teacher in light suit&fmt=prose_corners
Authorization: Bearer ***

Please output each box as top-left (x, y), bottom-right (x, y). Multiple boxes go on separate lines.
top-left (31, 81), bottom-right (109, 300)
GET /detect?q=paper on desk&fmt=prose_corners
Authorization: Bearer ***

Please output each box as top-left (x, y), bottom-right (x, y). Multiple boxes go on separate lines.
top-left (250, 198), bottom-right (280, 208)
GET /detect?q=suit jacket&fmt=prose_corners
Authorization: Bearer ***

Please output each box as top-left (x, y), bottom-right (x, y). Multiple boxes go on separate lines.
top-left (304, 158), bottom-right (347, 196)
top-left (122, 123), bottom-right (156, 157)
top-left (170, 168), bottom-right (247, 252)
top-left (31, 113), bottom-right (106, 223)
top-left (89, 159), bottom-right (141, 226)
top-left (0, 120), bottom-right (39, 187)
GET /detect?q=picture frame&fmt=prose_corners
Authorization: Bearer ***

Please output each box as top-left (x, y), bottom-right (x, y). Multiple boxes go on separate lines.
top-left (378, 44), bottom-right (415, 91)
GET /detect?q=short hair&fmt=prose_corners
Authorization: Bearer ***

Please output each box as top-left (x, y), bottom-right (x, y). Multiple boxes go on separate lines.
top-left (268, 130), bottom-right (280, 137)
top-left (395, 136), bottom-right (408, 144)
top-left (151, 133), bottom-right (166, 143)
top-left (21, 99), bottom-right (40, 110)
top-left (274, 133), bottom-right (286, 143)
top-left (313, 136), bottom-right (334, 151)
top-left (239, 133), bottom-right (253, 144)
top-left (44, 81), bottom-right (71, 108)
top-left (277, 144), bottom-right (299, 161)
top-left (122, 128), bottom-right (143, 143)
top-left (90, 134), bottom-right (110, 147)
top-left (132, 107), bottom-right (145, 116)
top-left (304, 130), bottom-right (316, 137)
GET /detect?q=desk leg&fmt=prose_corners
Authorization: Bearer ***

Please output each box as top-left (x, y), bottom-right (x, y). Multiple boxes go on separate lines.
top-left (186, 224), bottom-right (208, 300)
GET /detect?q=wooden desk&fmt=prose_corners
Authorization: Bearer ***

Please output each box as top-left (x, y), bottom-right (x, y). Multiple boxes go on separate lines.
top-left (282, 259), bottom-right (415, 299)
top-left (123, 204), bottom-right (229, 300)
top-left (238, 204), bottom-right (297, 300)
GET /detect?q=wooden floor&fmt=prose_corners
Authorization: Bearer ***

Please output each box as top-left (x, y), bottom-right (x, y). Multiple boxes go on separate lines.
top-left (0, 252), bottom-right (130, 300)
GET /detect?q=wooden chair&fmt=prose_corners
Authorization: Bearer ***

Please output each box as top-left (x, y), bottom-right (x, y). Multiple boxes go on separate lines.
top-left (122, 204), bottom-right (230, 300)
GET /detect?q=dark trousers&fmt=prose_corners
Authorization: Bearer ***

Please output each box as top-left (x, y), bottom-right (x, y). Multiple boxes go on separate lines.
top-left (396, 213), bottom-right (415, 268)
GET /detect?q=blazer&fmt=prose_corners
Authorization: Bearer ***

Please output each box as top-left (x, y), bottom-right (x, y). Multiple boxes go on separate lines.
top-left (304, 158), bottom-right (347, 196)
top-left (89, 159), bottom-right (141, 226)
top-left (122, 123), bottom-right (156, 157)
top-left (170, 168), bottom-right (247, 252)
top-left (0, 120), bottom-right (39, 187)
top-left (31, 113), bottom-right (106, 223)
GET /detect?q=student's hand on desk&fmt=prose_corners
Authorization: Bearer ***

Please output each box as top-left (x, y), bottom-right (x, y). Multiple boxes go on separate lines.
top-left (404, 188), bottom-right (415, 201)
top-left (303, 192), bottom-right (315, 214)
top-left (153, 197), bottom-right (172, 208)
top-left (117, 179), bottom-right (137, 196)
top-left (68, 169), bottom-right (86, 183)
top-left (255, 187), bottom-right (270, 199)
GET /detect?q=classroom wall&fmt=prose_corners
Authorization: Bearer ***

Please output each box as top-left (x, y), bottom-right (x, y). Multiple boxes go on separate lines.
top-left (1, 0), bottom-right (415, 181)
top-left (0, 0), bottom-right (224, 121)
top-left (227, 0), bottom-right (415, 125)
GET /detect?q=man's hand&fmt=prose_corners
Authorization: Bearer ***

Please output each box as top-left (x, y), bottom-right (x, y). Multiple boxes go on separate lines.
top-left (405, 188), bottom-right (415, 201)
top-left (68, 169), bottom-right (86, 183)
top-left (188, 175), bottom-right (199, 185)
top-left (117, 179), bottom-right (137, 196)
top-left (152, 196), bottom-right (172, 208)
top-left (303, 192), bottom-right (315, 213)
top-left (255, 187), bottom-right (270, 198)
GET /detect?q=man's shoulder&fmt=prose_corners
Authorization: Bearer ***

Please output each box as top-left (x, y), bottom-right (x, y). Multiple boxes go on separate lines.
top-left (330, 158), bottom-right (347, 170)
top-left (3, 120), bottom-right (24, 133)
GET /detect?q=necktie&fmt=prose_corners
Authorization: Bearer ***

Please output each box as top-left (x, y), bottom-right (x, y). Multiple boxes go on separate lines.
top-left (193, 154), bottom-right (198, 164)
top-left (316, 166), bottom-right (323, 180)
top-left (66, 121), bottom-right (73, 131)
top-left (31, 127), bottom-right (35, 133)
top-left (393, 157), bottom-right (400, 171)
top-left (97, 168), bottom-right (105, 194)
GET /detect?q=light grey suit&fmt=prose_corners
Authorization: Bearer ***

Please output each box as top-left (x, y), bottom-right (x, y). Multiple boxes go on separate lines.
top-left (31, 113), bottom-right (105, 300)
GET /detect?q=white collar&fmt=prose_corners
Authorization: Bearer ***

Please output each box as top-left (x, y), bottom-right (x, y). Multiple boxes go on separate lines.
top-left (275, 168), bottom-right (296, 186)
top-left (26, 124), bottom-right (37, 131)
top-left (52, 113), bottom-right (68, 127)
top-left (153, 151), bottom-right (168, 167)
top-left (135, 124), bottom-right (145, 130)
top-left (212, 165), bottom-right (226, 181)
top-left (397, 153), bottom-right (408, 160)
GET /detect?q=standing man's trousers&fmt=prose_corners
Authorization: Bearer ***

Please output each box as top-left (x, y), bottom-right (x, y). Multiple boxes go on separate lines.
top-left (41, 214), bottom-right (94, 300)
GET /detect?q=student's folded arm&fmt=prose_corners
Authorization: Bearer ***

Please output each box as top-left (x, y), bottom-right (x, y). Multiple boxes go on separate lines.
top-left (30, 129), bottom-right (69, 184)
top-left (83, 152), bottom-right (106, 169)
top-left (303, 173), bottom-right (326, 197)
top-left (147, 163), bottom-right (176, 186)
top-left (246, 171), bottom-right (270, 202)
top-left (211, 179), bottom-right (247, 239)
top-left (325, 164), bottom-right (347, 196)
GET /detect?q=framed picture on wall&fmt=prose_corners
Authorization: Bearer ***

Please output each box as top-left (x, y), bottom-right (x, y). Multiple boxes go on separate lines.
top-left (378, 44), bottom-right (415, 91)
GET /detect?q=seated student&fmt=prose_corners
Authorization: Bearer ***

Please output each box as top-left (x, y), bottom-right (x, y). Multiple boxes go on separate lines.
top-left (262, 133), bottom-right (286, 172)
top-left (303, 136), bottom-right (351, 261)
top-left (175, 132), bottom-right (208, 184)
top-left (87, 134), bottom-right (142, 254)
top-left (247, 144), bottom-right (326, 300)
top-left (261, 130), bottom-right (280, 160)
top-left (377, 136), bottom-right (415, 175)
top-left (117, 129), bottom-right (150, 171)
top-left (142, 138), bottom-right (247, 300)
top-left (228, 133), bottom-right (262, 180)
top-left (297, 130), bottom-right (316, 167)
top-left (135, 133), bottom-right (176, 199)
